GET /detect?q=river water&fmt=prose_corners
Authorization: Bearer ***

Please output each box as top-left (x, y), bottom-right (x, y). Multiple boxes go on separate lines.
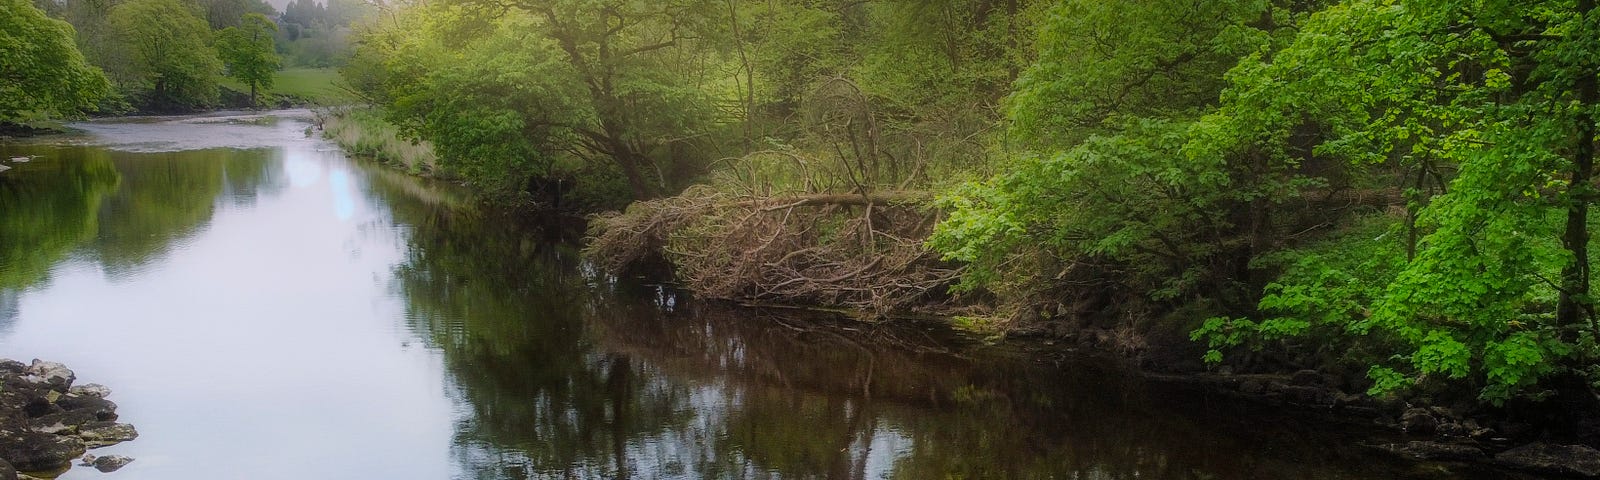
top-left (0, 111), bottom-right (1511, 479)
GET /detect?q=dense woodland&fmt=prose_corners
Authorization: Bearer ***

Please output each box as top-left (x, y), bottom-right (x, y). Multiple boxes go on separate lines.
top-left (7, 0), bottom-right (1600, 426)
top-left (3, 0), bottom-right (363, 118)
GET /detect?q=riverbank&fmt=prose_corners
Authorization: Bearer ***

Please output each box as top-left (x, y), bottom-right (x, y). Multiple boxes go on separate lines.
top-left (583, 189), bottom-right (1600, 478)
top-left (311, 109), bottom-right (1600, 477)
top-left (0, 360), bottom-right (137, 478)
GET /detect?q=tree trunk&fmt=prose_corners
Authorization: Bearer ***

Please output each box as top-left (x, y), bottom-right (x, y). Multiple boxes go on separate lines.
top-left (1558, 0), bottom-right (1598, 342)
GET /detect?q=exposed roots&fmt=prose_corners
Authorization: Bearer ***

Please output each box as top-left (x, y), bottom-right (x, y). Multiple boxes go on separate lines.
top-left (586, 186), bottom-right (962, 317)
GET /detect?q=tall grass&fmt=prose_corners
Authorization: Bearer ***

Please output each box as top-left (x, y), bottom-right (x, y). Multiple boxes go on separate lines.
top-left (319, 108), bottom-right (439, 175)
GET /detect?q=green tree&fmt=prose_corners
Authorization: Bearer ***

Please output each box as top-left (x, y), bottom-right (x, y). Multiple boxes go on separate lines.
top-left (0, 0), bottom-right (112, 124)
top-left (107, 0), bottom-right (223, 111)
top-left (1193, 0), bottom-right (1600, 404)
top-left (217, 13), bottom-right (281, 106)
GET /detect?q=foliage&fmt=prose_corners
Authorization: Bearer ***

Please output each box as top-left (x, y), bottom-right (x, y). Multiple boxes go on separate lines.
top-left (0, 0), bottom-right (111, 123)
top-left (106, 0), bottom-right (223, 110)
top-left (216, 13), bottom-right (280, 105)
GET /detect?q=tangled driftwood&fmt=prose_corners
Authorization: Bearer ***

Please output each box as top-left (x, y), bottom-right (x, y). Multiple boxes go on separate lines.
top-left (587, 185), bottom-right (961, 316)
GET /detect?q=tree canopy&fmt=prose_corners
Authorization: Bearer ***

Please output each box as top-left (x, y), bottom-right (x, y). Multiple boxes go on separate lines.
top-left (0, 0), bottom-right (111, 123)
top-left (217, 13), bottom-right (281, 106)
top-left (107, 0), bottom-right (224, 111)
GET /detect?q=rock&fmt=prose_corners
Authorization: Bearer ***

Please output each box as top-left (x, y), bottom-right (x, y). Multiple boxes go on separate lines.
top-left (55, 395), bottom-right (116, 421)
top-left (79, 454), bottom-right (94, 466)
top-left (77, 422), bottom-right (137, 447)
top-left (0, 360), bottom-right (25, 376)
top-left (0, 431), bottom-right (85, 471)
top-left (0, 165), bottom-right (10, 173)
top-left (1291, 369), bottom-right (1325, 386)
top-left (0, 458), bottom-right (15, 480)
top-left (1216, 365), bottom-right (1234, 375)
top-left (22, 360), bottom-right (73, 392)
top-left (27, 410), bottom-right (97, 434)
top-left (90, 455), bottom-right (132, 472)
top-left (1401, 408), bottom-right (1438, 434)
top-left (66, 384), bottom-right (110, 399)
top-left (1240, 379), bottom-right (1265, 395)
top-left (1374, 441), bottom-right (1484, 461)
top-left (1279, 385), bottom-right (1335, 406)
top-left (1494, 443), bottom-right (1600, 477)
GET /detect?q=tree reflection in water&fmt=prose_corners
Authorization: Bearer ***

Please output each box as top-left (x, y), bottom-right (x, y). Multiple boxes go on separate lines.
top-left (374, 168), bottom-right (1510, 480)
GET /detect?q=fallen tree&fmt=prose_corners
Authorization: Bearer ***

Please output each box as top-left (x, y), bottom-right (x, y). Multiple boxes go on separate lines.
top-left (586, 185), bottom-right (965, 316)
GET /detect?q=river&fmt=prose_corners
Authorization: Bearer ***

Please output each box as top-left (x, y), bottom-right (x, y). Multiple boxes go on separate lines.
top-left (0, 111), bottom-right (1513, 479)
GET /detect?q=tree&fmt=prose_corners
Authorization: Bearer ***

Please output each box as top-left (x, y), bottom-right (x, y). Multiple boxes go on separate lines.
top-left (217, 13), bottom-right (281, 106)
top-left (107, 0), bottom-right (223, 111)
top-left (506, 0), bottom-right (724, 199)
top-left (0, 0), bottom-right (112, 123)
top-left (1186, 0), bottom-right (1600, 405)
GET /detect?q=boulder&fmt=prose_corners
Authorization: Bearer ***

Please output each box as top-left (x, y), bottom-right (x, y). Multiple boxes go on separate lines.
top-left (90, 455), bottom-right (133, 473)
top-left (1291, 369), bottom-right (1326, 386)
top-left (0, 361), bottom-right (24, 376)
top-left (1373, 441), bottom-right (1484, 461)
top-left (1401, 408), bottom-right (1437, 434)
top-left (0, 431), bottom-right (85, 472)
top-left (1278, 385), bottom-right (1335, 406)
top-left (21, 361), bottom-right (73, 392)
top-left (55, 396), bottom-right (116, 422)
top-left (1494, 443), bottom-right (1600, 477)
top-left (66, 384), bottom-right (110, 399)
top-left (26, 411), bottom-right (97, 435)
top-left (77, 422), bottom-right (137, 448)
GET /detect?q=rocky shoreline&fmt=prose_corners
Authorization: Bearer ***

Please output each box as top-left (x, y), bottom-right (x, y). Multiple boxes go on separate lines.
top-left (1145, 366), bottom-right (1600, 478)
top-left (0, 359), bottom-right (137, 479)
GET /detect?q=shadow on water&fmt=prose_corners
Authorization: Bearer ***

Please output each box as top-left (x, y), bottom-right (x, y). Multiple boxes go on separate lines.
top-left (374, 178), bottom-right (1518, 480)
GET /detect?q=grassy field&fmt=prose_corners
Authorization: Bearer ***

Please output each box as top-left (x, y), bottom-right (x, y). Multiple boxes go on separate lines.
top-left (222, 67), bottom-right (358, 105)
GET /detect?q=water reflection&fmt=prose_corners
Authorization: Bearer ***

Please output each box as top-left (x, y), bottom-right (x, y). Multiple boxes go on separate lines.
top-left (0, 112), bottom-right (1518, 480)
top-left (0, 147), bottom-right (119, 291)
top-left (378, 190), bottom-right (1509, 479)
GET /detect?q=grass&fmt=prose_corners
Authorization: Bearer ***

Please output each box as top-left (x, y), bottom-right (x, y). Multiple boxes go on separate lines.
top-left (320, 107), bottom-right (439, 174)
top-left (221, 67), bottom-right (358, 106)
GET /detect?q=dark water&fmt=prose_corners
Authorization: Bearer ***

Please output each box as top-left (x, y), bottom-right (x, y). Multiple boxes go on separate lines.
top-left (0, 112), bottom-right (1511, 479)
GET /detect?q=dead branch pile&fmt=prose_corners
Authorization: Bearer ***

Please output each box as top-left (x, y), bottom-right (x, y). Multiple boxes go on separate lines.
top-left (586, 185), bottom-right (963, 316)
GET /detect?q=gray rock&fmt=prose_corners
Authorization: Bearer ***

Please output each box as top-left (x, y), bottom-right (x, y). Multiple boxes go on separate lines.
top-left (22, 360), bottom-right (73, 392)
top-left (79, 454), bottom-right (94, 466)
top-left (90, 455), bottom-right (132, 472)
top-left (0, 360), bottom-right (25, 376)
top-left (66, 384), bottom-right (110, 399)
top-left (77, 422), bottom-right (137, 447)
top-left (0, 431), bottom-right (86, 471)
top-left (55, 395), bottom-right (116, 422)
top-left (1374, 441), bottom-right (1484, 461)
top-left (0, 458), bottom-right (15, 480)
top-left (1401, 407), bottom-right (1437, 434)
top-left (1494, 443), bottom-right (1600, 477)
top-left (27, 410), bottom-right (97, 434)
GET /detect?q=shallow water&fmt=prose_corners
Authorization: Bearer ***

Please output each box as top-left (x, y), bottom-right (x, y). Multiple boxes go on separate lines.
top-left (0, 111), bottom-right (1511, 479)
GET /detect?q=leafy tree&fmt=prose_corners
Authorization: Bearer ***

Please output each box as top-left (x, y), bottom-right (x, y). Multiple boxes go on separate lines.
top-left (0, 0), bottom-right (112, 123)
top-left (217, 13), bottom-right (281, 106)
top-left (107, 0), bottom-right (223, 110)
top-left (1194, 0), bottom-right (1600, 404)
top-left (197, 0), bottom-right (275, 30)
top-left (931, 0), bottom-right (1302, 307)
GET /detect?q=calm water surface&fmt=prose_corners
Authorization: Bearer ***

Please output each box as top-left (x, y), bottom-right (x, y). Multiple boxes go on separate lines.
top-left (0, 111), bottom-right (1509, 479)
